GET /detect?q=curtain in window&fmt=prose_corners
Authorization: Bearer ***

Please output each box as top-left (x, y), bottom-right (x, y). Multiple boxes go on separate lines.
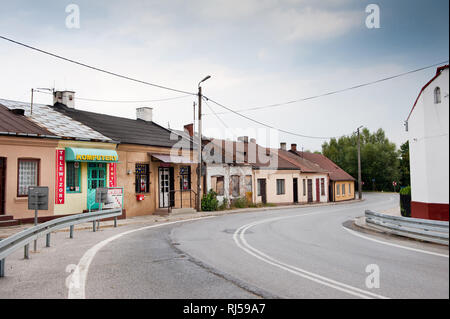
top-left (18, 160), bottom-right (38, 196)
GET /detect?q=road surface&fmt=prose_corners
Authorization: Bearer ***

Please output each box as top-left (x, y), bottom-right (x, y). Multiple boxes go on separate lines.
top-left (0, 193), bottom-right (448, 299)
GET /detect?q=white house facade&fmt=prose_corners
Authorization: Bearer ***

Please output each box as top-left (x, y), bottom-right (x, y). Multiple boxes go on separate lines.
top-left (407, 65), bottom-right (449, 221)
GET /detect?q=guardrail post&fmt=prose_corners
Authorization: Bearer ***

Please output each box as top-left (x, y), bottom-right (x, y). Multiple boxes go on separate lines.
top-left (70, 225), bottom-right (74, 238)
top-left (92, 221), bottom-right (96, 232)
top-left (46, 233), bottom-right (51, 247)
top-left (97, 220), bottom-right (100, 231)
top-left (0, 258), bottom-right (5, 277)
top-left (114, 217), bottom-right (117, 228)
top-left (24, 244), bottom-right (29, 259)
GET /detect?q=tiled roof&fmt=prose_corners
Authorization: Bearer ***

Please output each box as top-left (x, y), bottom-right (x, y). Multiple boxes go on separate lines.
top-left (0, 104), bottom-right (56, 137)
top-left (51, 103), bottom-right (184, 148)
top-left (290, 150), bottom-right (355, 181)
top-left (278, 149), bottom-right (328, 173)
top-left (0, 98), bottom-right (111, 141)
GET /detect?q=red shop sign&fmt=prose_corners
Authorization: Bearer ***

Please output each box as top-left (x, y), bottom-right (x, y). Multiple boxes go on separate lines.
top-left (55, 149), bottom-right (65, 204)
top-left (109, 163), bottom-right (117, 187)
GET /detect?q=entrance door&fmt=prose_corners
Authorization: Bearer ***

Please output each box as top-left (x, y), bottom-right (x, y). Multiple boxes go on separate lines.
top-left (293, 178), bottom-right (298, 203)
top-left (159, 167), bottom-right (172, 208)
top-left (307, 179), bottom-right (313, 203)
top-left (258, 179), bottom-right (267, 204)
top-left (87, 163), bottom-right (106, 210)
top-left (0, 158), bottom-right (5, 215)
top-left (316, 179), bottom-right (320, 202)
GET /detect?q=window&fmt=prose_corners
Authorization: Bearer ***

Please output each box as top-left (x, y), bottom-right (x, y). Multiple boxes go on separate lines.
top-left (135, 163), bottom-right (149, 193)
top-left (342, 183), bottom-right (346, 195)
top-left (179, 166), bottom-right (191, 191)
top-left (349, 183), bottom-right (352, 194)
top-left (337, 184), bottom-right (340, 196)
top-left (303, 179), bottom-right (306, 196)
top-left (434, 87), bottom-right (441, 104)
top-left (17, 159), bottom-right (39, 196)
top-left (257, 179), bottom-right (261, 196)
top-left (66, 162), bottom-right (81, 192)
top-left (230, 175), bottom-right (240, 197)
top-left (245, 175), bottom-right (252, 193)
top-left (276, 179), bottom-right (285, 195)
top-left (211, 175), bottom-right (224, 196)
top-left (320, 178), bottom-right (325, 196)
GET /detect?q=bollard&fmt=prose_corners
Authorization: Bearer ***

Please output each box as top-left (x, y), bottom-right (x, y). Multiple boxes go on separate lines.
top-left (114, 217), bottom-right (117, 228)
top-left (0, 258), bottom-right (5, 277)
top-left (24, 244), bottom-right (29, 259)
top-left (46, 233), bottom-right (51, 247)
top-left (70, 225), bottom-right (74, 238)
top-left (97, 220), bottom-right (100, 231)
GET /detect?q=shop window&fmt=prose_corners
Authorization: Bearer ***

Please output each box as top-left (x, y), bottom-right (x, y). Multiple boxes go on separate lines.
top-left (230, 175), bottom-right (240, 197)
top-left (337, 184), bottom-right (340, 196)
top-left (211, 175), bottom-right (224, 196)
top-left (66, 162), bottom-right (81, 192)
top-left (276, 179), bottom-right (285, 195)
top-left (17, 159), bottom-right (39, 196)
top-left (321, 178), bottom-right (325, 196)
top-left (245, 175), bottom-right (252, 193)
top-left (135, 163), bottom-right (149, 193)
top-left (179, 166), bottom-right (191, 191)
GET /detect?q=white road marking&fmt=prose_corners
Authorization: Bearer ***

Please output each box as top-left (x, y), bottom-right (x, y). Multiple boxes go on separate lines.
top-left (67, 216), bottom-right (216, 299)
top-left (343, 227), bottom-right (449, 258)
top-left (233, 215), bottom-right (390, 299)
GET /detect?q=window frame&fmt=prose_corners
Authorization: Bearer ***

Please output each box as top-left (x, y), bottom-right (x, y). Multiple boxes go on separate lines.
top-left (17, 158), bottom-right (40, 197)
top-left (320, 178), bottom-right (325, 196)
top-left (230, 175), bottom-right (240, 198)
top-left (135, 163), bottom-right (150, 194)
top-left (336, 184), bottom-right (340, 196)
top-left (245, 175), bottom-right (252, 193)
top-left (276, 179), bottom-right (285, 195)
top-left (434, 87), bottom-right (441, 104)
top-left (179, 166), bottom-right (191, 192)
top-left (342, 183), bottom-right (346, 195)
top-left (66, 161), bottom-right (81, 193)
top-left (303, 179), bottom-right (306, 196)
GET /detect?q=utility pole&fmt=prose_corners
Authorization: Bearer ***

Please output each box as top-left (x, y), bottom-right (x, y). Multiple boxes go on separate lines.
top-left (196, 76), bottom-right (211, 211)
top-left (30, 88), bottom-right (34, 115)
top-left (357, 126), bottom-right (363, 200)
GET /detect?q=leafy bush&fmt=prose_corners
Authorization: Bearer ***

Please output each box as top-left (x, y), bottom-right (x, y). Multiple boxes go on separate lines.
top-left (231, 197), bottom-right (248, 209)
top-left (400, 186), bottom-right (411, 195)
top-left (201, 189), bottom-right (219, 211)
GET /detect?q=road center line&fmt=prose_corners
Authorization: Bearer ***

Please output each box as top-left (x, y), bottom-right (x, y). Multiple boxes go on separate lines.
top-left (233, 214), bottom-right (390, 299)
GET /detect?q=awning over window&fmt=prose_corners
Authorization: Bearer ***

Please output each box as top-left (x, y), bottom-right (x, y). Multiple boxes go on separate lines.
top-left (65, 148), bottom-right (118, 163)
top-left (149, 153), bottom-right (195, 164)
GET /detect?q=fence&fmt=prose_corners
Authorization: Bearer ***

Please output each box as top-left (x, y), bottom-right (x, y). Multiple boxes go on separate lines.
top-left (365, 210), bottom-right (449, 245)
top-left (0, 208), bottom-right (122, 277)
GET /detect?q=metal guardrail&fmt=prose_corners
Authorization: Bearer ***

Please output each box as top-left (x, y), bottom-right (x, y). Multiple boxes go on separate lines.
top-left (365, 210), bottom-right (449, 245)
top-left (0, 208), bottom-right (122, 277)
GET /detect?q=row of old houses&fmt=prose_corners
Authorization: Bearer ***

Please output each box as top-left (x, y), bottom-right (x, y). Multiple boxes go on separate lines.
top-left (0, 91), bottom-right (355, 225)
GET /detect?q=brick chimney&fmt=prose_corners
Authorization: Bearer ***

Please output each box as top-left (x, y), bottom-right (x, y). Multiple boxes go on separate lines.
top-left (280, 142), bottom-right (286, 150)
top-left (136, 107), bottom-right (153, 122)
top-left (54, 91), bottom-right (75, 108)
top-left (184, 123), bottom-right (194, 137)
top-left (291, 143), bottom-right (297, 152)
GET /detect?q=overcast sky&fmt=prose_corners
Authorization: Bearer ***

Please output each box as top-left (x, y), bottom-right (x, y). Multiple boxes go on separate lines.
top-left (0, 0), bottom-right (448, 151)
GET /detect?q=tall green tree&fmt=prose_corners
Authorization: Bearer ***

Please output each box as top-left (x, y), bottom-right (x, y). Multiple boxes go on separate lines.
top-left (399, 141), bottom-right (410, 187)
top-left (322, 128), bottom-right (400, 192)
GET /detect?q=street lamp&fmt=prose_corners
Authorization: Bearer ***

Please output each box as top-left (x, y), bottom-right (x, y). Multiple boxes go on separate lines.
top-left (196, 75), bottom-right (211, 211)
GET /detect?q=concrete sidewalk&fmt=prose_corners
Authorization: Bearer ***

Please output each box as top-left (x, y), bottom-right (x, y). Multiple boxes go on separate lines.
top-left (0, 198), bottom-right (364, 239)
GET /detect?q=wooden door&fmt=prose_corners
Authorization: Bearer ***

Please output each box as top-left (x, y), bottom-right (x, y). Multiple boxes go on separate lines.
top-left (0, 158), bottom-right (5, 215)
top-left (293, 178), bottom-right (298, 203)
top-left (316, 179), bottom-right (320, 202)
top-left (258, 179), bottom-right (267, 204)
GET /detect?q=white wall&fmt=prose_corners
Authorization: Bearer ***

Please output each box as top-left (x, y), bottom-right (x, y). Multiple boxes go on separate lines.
top-left (408, 68), bottom-right (449, 205)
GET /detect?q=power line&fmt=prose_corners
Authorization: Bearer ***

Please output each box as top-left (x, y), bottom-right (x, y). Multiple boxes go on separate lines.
top-left (204, 60), bottom-right (449, 115)
top-left (0, 35), bottom-right (196, 96)
top-left (205, 96), bottom-right (349, 140)
top-left (34, 89), bottom-right (191, 103)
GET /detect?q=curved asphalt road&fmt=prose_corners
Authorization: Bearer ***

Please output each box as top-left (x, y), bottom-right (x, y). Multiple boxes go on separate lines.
top-left (84, 193), bottom-right (449, 299)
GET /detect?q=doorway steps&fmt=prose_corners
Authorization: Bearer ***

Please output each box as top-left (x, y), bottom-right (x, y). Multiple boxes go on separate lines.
top-left (0, 215), bottom-right (20, 227)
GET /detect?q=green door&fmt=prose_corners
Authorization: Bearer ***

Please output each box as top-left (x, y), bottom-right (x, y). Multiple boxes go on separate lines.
top-left (87, 163), bottom-right (106, 211)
